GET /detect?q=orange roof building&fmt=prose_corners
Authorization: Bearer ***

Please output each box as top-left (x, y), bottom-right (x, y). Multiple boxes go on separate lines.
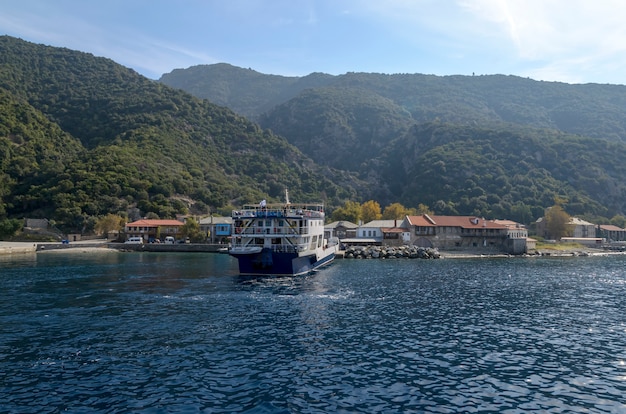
top-left (124, 219), bottom-right (184, 242)
top-left (403, 214), bottom-right (527, 254)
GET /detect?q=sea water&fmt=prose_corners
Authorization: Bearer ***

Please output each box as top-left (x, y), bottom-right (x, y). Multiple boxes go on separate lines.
top-left (1, 252), bottom-right (626, 413)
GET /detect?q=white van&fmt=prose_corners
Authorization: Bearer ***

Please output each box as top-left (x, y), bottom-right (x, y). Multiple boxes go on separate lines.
top-left (125, 236), bottom-right (143, 244)
top-left (164, 236), bottom-right (175, 244)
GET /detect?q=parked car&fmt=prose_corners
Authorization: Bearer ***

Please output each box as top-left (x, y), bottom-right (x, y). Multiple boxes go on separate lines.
top-left (124, 236), bottom-right (143, 244)
top-left (164, 236), bottom-right (175, 244)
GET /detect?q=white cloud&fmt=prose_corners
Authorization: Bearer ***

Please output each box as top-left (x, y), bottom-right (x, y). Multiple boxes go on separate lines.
top-left (461, 0), bottom-right (626, 61)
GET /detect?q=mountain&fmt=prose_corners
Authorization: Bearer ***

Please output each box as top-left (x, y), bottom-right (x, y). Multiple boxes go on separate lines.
top-left (380, 123), bottom-right (625, 221)
top-left (160, 63), bottom-right (334, 120)
top-left (0, 36), bottom-right (361, 233)
top-left (161, 64), bottom-right (626, 222)
top-left (160, 65), bottom-right (626, 144)
top-left (259, 87), bottom-right (414, 171)
top-left (1, 36), bottom-right (625, 235)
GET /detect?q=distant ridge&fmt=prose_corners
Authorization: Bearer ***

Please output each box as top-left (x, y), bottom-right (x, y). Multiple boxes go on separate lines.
top-left (161, 63), bottom-right (626, 144)
top-left (160, 63), bottom-right (626, 221)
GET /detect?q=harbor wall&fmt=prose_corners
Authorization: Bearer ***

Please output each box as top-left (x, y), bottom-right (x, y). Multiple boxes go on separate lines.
top-left (107, 243), bottom-right (225, 253)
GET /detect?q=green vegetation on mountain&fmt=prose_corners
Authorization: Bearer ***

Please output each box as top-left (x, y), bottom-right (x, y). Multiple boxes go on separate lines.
top-left (162, 64), bottom-right (626, 143)
top-left (381, 122), bottom-right (626, 222)
top-left (163, 63), bottom-right (626, 224)
top-left (160, 63), bottom-right (334, 120)
top-left (2, 36), bottom-right (626, 236)
top-left (259, 87), bottom-right (413, 171)
top-left (0, 36), bottom-right (358, 233)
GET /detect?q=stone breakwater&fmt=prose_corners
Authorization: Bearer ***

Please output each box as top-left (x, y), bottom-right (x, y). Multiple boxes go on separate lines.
top-left (343, 245), bottom-right (441, 259)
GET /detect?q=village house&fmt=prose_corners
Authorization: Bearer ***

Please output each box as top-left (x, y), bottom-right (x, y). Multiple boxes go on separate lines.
top-left (199, 216), bottom-right (232, 244)
top-left (535, 216), bottom-right (596, 240)
top-left (124, 219), bottom-right (184, 242)
top-left (346, 220), bottom-right (409, 246)
top-left (493, 219), bottom-right (529, 254)
top-left (402, 215), bottom-right (527, 254)
top-left (596, 224), bottom-right (626, 242)
top-left (338, 215), bottom-right (528, 253)
top-left (324, 220), bottom-right (358, 241)
top-left (570, 217), bottom-right (596, 238)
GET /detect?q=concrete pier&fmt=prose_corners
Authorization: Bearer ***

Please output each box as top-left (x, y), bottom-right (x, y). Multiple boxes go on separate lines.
top-left (0, 242), bottom-right (38, 255)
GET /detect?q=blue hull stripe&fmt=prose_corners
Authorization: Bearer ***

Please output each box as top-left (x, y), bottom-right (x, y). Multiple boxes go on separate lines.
top-left (231, 250), bottom-right (335, 276)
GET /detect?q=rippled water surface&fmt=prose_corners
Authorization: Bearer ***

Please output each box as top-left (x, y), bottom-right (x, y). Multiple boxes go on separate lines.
top-left (2, 252), bottom-right (626, 413)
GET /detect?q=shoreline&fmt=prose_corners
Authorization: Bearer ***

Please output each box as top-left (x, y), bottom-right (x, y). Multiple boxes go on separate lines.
top-left (1, 242), bottom-right (625, 259)
top-left (0, 241), bottom-right (113, 256)
top-left (440, 248), bottom-right (626, 259)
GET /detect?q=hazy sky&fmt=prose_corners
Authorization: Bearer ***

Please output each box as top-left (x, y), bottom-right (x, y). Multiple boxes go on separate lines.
top-left (1, 0), bottom-right (625, 84)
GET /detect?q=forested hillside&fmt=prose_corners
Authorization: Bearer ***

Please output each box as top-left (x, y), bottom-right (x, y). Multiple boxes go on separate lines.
top-left (259, 87), bottom-right (414, 171)
top-left (1, 36), bottom-right (626, 235)
top-left (0, 36), bottom-right (360, 233)
top-left (380, 123), bottom-right (626, 222)
top-left (162, 63), bottom-right (626, 223)
top-left (160, 64), bottom-right (626, 143)
top-left (160, 63), bottom-right (334, 120)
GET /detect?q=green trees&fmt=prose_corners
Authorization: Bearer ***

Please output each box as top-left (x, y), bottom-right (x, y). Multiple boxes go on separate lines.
top-left (382, 203), bottom-right (407, 219)
top-left (94, 214), bottom-right (125, 236)
top-left (544, 204), bottom-right (573, 240)
top-left (179, 217), bottom-right (203, 242)
top-left (0, 36), bottom-right (356, 234)
top-left (361, 200), bottom-right (382, 223)
top-left (0, 218), bottom-right (23, 238)
top-left (331, 201), bottom-right (362, 223)
top-left (332, 201), bottom-right (425, 224)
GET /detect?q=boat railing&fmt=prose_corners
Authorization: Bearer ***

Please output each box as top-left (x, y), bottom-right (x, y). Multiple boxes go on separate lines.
top-left (232, 206), bottom-right (324, 219)
top-left (229, 242), bottom-right (305, 254)
top-left (233, 227), bottom-right (311, 236)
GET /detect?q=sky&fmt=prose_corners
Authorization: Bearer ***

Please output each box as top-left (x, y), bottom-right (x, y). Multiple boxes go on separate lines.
top-left (1, 0), bottom-right (626, 85)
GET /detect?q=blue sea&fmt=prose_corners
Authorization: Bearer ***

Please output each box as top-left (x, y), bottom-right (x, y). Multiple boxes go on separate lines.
top-left (1, 251), bottom-right (626, 413)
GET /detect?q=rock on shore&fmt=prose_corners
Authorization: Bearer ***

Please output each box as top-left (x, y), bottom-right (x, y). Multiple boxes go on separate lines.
top-left (343, 245), bottom-right (440, 259)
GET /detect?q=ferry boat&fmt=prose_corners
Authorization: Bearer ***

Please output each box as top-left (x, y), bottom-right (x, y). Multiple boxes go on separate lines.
top-left (229, 191), bottom-right (338, 276)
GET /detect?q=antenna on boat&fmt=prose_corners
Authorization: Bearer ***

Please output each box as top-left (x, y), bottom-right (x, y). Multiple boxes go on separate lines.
top-left (285, 188), bottom-right (290, 205)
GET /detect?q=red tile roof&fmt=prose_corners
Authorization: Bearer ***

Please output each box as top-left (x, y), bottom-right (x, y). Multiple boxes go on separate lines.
top-left (126, 219), bottom-right (184, 227)
top-left (406, 215), bottom-right (508, 229)
top-left (599, 224), bottom-right (625, 231)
